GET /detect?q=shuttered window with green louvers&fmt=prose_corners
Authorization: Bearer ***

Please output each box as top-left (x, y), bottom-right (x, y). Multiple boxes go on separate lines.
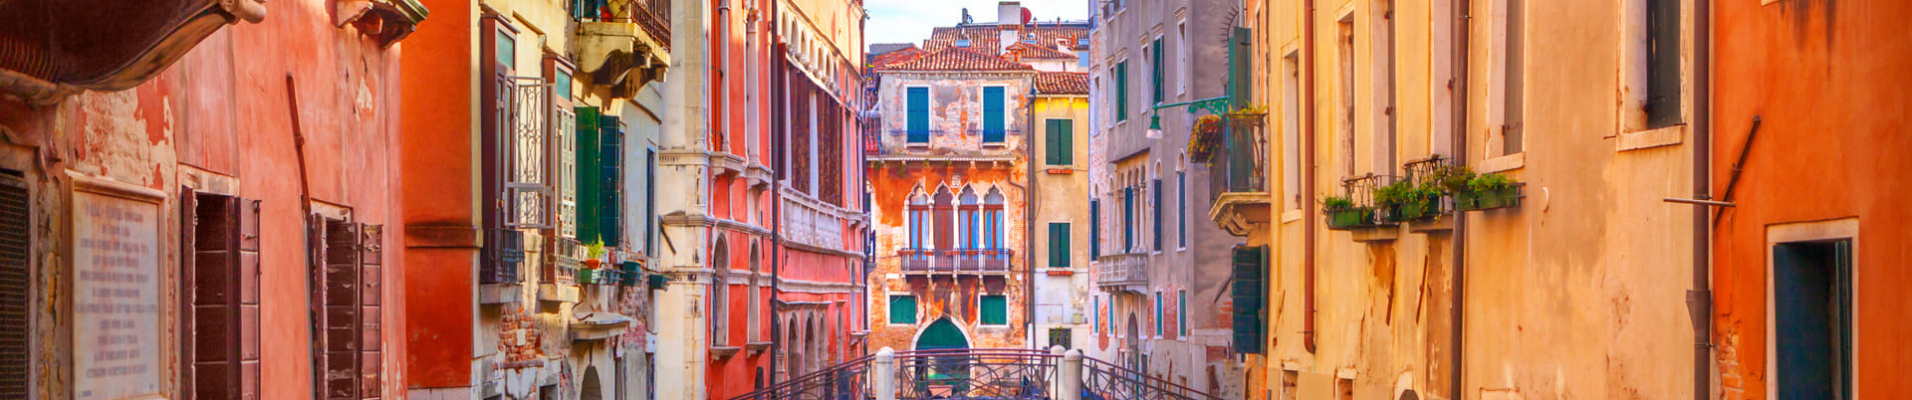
top-left (980, 295), bottom-right (1008, 326)
top-left (576, 109), bottom-right (624, 247)
top-left (1045, 119), bottom-right (1072, 165)
top-left (1231, 245), bottom-right (1267, 354)
top-left (1048, 222), bottom-right (1070, 268)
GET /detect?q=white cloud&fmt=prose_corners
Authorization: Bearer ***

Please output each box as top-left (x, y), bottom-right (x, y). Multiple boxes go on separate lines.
top-left (864, 0), bottom-right (1089, 49)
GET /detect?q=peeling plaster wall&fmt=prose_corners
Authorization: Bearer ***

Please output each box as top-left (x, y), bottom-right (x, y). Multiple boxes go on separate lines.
top-left (0, 0), bottom-right (411, 397)
top-left (1030, 95), bottom-right (1091, 351)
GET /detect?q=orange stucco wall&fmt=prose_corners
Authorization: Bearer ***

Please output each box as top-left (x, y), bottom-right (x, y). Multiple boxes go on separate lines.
top-left (1711, 1), bottom-right (1912, 399)
top-left (398, 0), bottom-right (477, 390)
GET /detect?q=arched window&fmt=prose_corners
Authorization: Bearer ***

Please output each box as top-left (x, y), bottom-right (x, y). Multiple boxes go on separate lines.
top-left (984, 189), bottom-right (1005, 251)
top-left (932, 186), bottom-right (955, 251)
top-left (907, 189), bottom-right (930, 250)
top-left (959, 189), bottom-right (980, 250)
top-left (711, 236), bottom-right (730, 347)
top-left (748, 242), bottom-right (761, 343)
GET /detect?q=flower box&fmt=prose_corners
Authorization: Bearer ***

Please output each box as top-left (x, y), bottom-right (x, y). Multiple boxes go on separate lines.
top-left (1386, 198), bottom-right (1440, 223)
top-left (1325, 207), bottom-right (1375, 231)
top-left (578, 268), bottom-right (606, 285)
top-left (1457, 185), bottom-right (1521, 211)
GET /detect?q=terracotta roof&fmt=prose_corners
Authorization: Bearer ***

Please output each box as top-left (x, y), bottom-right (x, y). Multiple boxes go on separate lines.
top-left (922, 24), bottom-right (1090, 55)
top-left (884, 47), bottom-right (1033, 72)
top-left (1005, 42), bottom-right (1077, 60)
top-left (868, 46), bottom-right (926, 71)
top-left (1035, 72), bottom-right (1090, 95)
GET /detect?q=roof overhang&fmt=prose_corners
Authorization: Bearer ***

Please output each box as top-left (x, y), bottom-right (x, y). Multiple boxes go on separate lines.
top-left (0, 0), bottom-right (266, 104)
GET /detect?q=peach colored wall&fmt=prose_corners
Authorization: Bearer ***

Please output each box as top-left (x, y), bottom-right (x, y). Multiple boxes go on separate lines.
top-left (1711, 1), bottom-right (1912, 399)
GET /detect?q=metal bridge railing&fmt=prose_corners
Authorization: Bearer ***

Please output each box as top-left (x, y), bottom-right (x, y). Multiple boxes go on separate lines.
top-left (729, 348), bottom-right (1222, 400)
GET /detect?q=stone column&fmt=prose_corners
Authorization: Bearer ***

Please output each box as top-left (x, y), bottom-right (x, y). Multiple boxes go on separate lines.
top-left (873, 347), bottom-right (897, 400)
top-left (1059, 349), bottom-right (1083, 400)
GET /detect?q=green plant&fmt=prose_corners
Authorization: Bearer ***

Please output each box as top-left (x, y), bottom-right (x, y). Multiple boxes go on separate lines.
top-left (585, 240), bottom-right (607, 261)
top-left (1426, 165), bottom-right (1476, 194)
top-left (1468, 173), bottom-right (1516, 193)
top-left (1322, 195), bottom-right (1355, 211)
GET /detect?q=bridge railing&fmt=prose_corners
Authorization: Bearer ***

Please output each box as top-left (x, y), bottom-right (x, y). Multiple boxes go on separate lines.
top-left (729, 348), bottom-right (1223, 400)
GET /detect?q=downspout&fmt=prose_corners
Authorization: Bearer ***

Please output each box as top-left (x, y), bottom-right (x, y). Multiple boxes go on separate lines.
top-left (1301, 0), bottom-right (1318, 354)
top-left (1690, 0), bottom-right (1713, 398)
top-left (1025, 87), bottom-right (1039, 346)
top-left (768, 2), bottom-right (784, 386)
top-left (1449, 0), bottom-right (1471, 398)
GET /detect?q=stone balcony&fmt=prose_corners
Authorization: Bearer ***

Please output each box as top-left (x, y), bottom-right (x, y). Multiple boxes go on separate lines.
top-left (897, 249), bottom-right (1013, 276)
top-left (1093, 253), bottom-right (1148, 293)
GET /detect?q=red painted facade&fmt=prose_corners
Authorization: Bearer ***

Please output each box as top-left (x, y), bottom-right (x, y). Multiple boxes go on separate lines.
top-left (0, 0), bottom-right (416, 398)
top-left (1711, 1), bottom-right (1912, 399)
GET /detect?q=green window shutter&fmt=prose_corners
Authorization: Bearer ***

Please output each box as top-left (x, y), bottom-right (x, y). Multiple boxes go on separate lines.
top-left (1152, 37), bottom-right (1164, 104)
top-left (1089, 200), bottom-right (1100, 258)
top-left (1178, 290), bottom-right (1187, 337)
top-left (1049, 222), bottom-right (1070, 268)
top-left (980, 295), bottom-right (1007, 325)
top-left (907, 87), bottom-right (930, 143)
top-left (983, 86), bottom-right (1005, 143)
top-left (1044, 119), bottom-right (1072, 165)
top-left (575, 107), bottom-right (602, 244)
top-left (1153, 178), bottom-right (1163, 251)
top-left (599, 116), bottom-right (624, 246)
top-left (890, 295), bottom-right (917, 325)
top-left (1155, 291), bottom-right (1164, 336)
top-left (1115, 63), bottom-right (1129, 121)
top-left (1231, 246), bottom-right (1267, 353)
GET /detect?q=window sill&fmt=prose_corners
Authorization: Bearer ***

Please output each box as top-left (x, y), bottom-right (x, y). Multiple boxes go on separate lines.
top-left (1616, 124), bottom-right (1685, 152)
top-left (709, 346), bottom-right (742, 359)
top-left (1281, 209), bottom-right (1302, 223)
top-left (1478, 152), bottom-right (1526, 174)
top-left (981, 142), bottom-right (1009, 149)
top-left (1044, 269), bottom-right (1076, 276)
top-left (1045, 167), bottom-right (1075, 174)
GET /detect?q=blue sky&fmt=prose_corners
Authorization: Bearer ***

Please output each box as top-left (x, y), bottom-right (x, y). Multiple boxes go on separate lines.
top-left (863, 0), bottom-right (1089, 49)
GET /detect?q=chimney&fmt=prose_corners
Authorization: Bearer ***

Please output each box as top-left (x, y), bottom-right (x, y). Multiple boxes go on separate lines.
top-left (998, 1), bottom-right (1021, 55)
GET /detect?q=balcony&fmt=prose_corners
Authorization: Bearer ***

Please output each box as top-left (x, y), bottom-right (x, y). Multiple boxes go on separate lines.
top-left (1199, 113), bottom-right (1272, 236)
top-left (897, 249), bottom-right (1013, 276)
top-left (575, 0), bottom-right (672, 98)
top-left (782, 188), bottom-right (856, 256)
top-left (1093, 253), bottom-right (1148, 293)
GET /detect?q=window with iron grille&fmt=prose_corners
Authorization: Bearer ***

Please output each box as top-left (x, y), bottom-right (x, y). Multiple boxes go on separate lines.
top-left (0, 171), bottom-right (29, 399)
top-left (1048, 328), bottom-right (1072, 350)
top-left (181, 190), bottom-right (262, 400)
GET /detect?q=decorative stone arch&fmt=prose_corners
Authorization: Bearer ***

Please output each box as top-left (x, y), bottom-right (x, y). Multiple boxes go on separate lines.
top-left (580, 365), bottom-right (603, 400)
top-left (909, 316), bottom-right (973, 351)
top-left (711, 234), bottom-right (731, 346)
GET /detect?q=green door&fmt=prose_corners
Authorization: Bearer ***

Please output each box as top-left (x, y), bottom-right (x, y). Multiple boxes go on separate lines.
top-left (915, 318), bottom-right (968, 350)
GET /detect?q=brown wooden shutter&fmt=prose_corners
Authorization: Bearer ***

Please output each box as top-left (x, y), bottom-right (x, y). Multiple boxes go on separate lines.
top-left (237, 199), bottom-right (261, 400)
top-left (323, 221), bottom-right (361, 400)
top-left (306, 213), bottom-right (328, 400)
top-left (0, 172), bottom-right (25, 399)
top-left (182, 193), bottom-right (261, 400)
top-left (358, 224), bottom-right (383, 400)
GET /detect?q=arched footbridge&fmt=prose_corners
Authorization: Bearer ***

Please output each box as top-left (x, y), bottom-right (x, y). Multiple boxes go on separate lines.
top-left (730, 348), bottom-right (1224, 400)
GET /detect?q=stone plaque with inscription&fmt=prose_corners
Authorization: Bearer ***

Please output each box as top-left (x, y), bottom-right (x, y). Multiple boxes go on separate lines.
top-left (69, 177), bottom-right (163, 400)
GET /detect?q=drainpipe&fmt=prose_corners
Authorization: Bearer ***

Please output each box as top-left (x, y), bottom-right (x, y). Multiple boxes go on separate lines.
top-left (1301, 0), bottom-right (1318, 354)
top-left (1025, 86), bottom-right (1039, 346)
top-left (1690, 0), bottom-right (1713, 398)
top-left (768, 0), bottom-right (784, 385)
top-left (1448, 0), bottom-right (1470, 398)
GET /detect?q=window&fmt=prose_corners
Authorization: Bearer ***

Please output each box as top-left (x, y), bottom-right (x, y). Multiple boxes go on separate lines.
top-left (309, 217), bottom-right (386, 399)
top-left (1281, 52), bottom-right (1302, 211)
top-left (1049, 328), bottom-right (1072, 350)
top-left (1177, 168), bottom-right (1186, 248)
top-left (1643, 0), bottom-right (1678, 128)
top-left (1177, 290), bottom-right (1187, 337)
top-left (1151, 37), bottom-right (1165, 104)
top-left (1337, 15), bottom-right (1357, 176)
top-left (554, 69), bottom-right (573, 101)
top-left (645, 148), bottom-right (658, 252)
top-left (984, 189), bottom-right (1005, 250)
top-left (1089, 199), bottom-right (1101, 258)
top-left (983, 86), bottom-right (1006, 143)
top-left (182, 191), bottom-right (263, 400)
top-left (1772, 240), bottom-right (1853, 399)
top-left (1232, 246), bottom-right (1268, 354)
top-left (711, 240), bottom-right (730, 347)
top-left (1114, 61), bottom-right (1130, 121)
top-left (577, 111), bottom-right (624, 246)
top-left (979, 295), bottom-right (1008, 326)
top-left (1371, 0), bottom-right (1399, 173)
top-left (960, 189), bottom-right (980, 249)
top-left (908, 191), bottom-right (930, 249)
top-left (1152, 177), bottom-right (1163, 252)
top-left (1049, 222), bottom-right (1071, 268)
top-left (932, 187), bottom-right (955, 250)
top-left (1500, 0), bottom-right (1524, 153)
top-left (0, 172), bottom-right (25, 400)
top-left (1177, 22), bottom-right (1188, 95)
top-left (1045, 119), bottom-right (1074, 165)
top-left (748, 243), bottom-right (761, 343)
top-left (1093, 297), bottom-right (1101, 333)
top-left (906, 87), bottom-right (930, 143)
top-left (1154, 291), bottom-right (1164, 337)
top-left (1122, 186), bottom-right (1135, 251)
top-left (889, 295), bottom-right (917, 325)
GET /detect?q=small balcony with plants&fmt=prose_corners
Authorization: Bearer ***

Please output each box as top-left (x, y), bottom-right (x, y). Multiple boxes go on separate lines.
top-left (1193, 106), bottom-right (1274, 237)
top-left (574, 0), bottom-right (672, 98)
top-left (1323, 174), bottom-right (1395, 241)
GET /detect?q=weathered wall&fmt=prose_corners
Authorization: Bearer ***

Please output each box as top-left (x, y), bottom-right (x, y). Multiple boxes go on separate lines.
top-left (0, 0), bottom-right (412, 398)
top-left (1711, 1), bottom-right (1912, 399)
top-left (1031, 95), bottom-right (1091, 351)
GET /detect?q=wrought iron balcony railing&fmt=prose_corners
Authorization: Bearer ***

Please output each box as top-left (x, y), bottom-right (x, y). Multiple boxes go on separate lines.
top-left (897, 249), bottom-right (1012, 275)
top-left (1207, 113), bottom-right (1269, 203)
top-left (577, 0), bottom-right (672, 46)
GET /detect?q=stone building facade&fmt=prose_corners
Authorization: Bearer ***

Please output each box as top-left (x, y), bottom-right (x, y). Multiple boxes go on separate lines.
top-left (0, 0), bottom-right (422, 399)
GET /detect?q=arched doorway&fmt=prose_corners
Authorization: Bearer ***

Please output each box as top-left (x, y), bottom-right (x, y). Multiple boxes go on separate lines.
top-left (579, 366), bottom-right (602, 400)
top-left (914, 317), bottom-right (969, 350)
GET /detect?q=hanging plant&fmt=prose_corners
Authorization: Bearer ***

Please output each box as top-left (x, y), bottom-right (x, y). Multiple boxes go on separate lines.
top-left (1322, 195), bottom-right (1374, 230)
top-left (1188, 114), bottom-right (1225, 162)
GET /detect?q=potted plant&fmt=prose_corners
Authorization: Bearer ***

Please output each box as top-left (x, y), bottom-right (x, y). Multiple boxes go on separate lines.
top-left (1322, 195), bottom-right (1373, 230)
top-left (579, 240), bottom-right (607, 284)
top-left (1457, 173), bottom-right (1521, 211)
top-left (1376, 180), bottom-right (1441, 223)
